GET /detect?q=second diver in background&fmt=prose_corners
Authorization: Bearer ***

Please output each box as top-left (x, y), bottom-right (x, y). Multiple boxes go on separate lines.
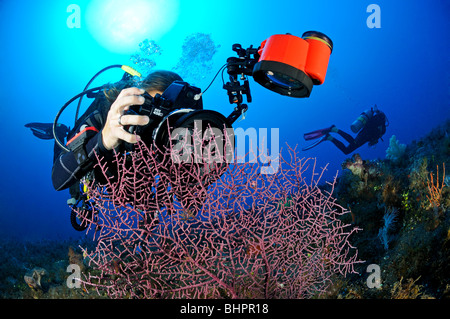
top-left (302, 105), bottom-right (388, 155)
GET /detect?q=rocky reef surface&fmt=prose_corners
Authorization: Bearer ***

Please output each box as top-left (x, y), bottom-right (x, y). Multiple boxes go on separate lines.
top-left (328, 119), bottom-right (450, 299)
top-left (0, 120), bottom-right (448, 299)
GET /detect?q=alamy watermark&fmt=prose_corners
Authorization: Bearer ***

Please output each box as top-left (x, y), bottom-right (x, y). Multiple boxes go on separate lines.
top-left (67, 4), bottom-right (382, 30)
top-left (366, 264), bottom-right (382, 289)
top-left (169, 120), bottom-right (280, 175)
top-left (366, 4), bottom-right (381, 29)
top-left (66, 264), bottom-right (81, 289)
top-left (67, 4), bottom-right (81, 29)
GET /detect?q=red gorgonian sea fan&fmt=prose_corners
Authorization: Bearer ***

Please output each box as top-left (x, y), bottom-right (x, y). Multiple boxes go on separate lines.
top-left (77, 125), bottom-right (361, 299)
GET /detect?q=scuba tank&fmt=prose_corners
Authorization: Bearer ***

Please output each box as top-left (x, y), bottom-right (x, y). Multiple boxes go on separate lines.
top-left (350, 105), bottom-right (378, 133)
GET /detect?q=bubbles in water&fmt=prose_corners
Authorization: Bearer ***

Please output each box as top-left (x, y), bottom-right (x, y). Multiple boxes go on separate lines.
top-left (130, 33), bottom-right (220, 85)
top-left (172, 33), bottom-right (221, 85)
top-left (129, 39), bottom-right (162, 75)
top-left (139, 39), bottom-right (163, 56)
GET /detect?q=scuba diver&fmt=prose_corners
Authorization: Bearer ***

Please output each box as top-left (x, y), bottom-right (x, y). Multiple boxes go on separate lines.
top-left (50, 70), bottom-right (183, 192)
top-left (25, 31), bottom-right (336, 231)
top-left (302, 105), bottom-right (388, 154)
top-left (25, 70), bottom-right (183, 230)
top-left (26, 70), bottom-right (182, 191)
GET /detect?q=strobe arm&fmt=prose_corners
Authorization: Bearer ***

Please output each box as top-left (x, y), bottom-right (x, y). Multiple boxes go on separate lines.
top-left (223, 79), bottom-right (251, 105)
top-left (223, 43), bottom-right (260, 125)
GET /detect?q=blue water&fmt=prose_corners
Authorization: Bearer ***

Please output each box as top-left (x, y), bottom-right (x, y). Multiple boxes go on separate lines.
top-left (0, 0), bottom-right (448, 241)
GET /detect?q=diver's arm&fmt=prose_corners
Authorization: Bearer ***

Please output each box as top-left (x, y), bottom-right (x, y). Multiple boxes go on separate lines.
top-left (51, 87), bottom-right (150, 191)
top-left (51, 130), bottom-right (114, 191)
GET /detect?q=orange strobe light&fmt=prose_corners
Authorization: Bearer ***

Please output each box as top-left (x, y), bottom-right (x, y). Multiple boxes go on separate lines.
top-left (252, 31), bottom-right (333, 98)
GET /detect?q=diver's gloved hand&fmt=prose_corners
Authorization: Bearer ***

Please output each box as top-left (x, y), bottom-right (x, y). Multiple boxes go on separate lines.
top-left (102, 87), bottom-right (150, 150)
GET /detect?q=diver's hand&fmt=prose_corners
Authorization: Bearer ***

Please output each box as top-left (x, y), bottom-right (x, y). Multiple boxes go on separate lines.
top-left (102, 87), bottom-right (150, 150)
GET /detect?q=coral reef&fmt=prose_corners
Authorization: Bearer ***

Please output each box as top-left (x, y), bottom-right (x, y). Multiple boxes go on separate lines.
top-left (0, 238), bottom-right (98, 299)
top-left (377, 207), bottom-right (398, 251)
top-left (1, 120), bottom-right (448, 300)
top-left (333, 119), bottom-right (450, 298)
top-left (390, 277), bottom-right (434, 299)
top-left (24, 267), bottom-right (48, 290)
top-left (386, 135), bottom-right (407, 164)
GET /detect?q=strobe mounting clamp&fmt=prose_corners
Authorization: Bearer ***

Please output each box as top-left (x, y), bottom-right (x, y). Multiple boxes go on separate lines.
top-left (223, 44), bottom-right (260, 125)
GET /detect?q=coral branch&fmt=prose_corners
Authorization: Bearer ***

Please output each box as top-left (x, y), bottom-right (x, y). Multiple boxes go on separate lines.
top-left (426, 163), bottom-right (446, 208)
top-left (77, 128), bottom-right (362, 299)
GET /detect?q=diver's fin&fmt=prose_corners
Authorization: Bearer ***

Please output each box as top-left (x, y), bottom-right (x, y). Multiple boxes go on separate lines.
top-left (25, 122), bottom-right (70, 140)
top-left (25, 122), bottom-right (55, 140)
top-left (303, 125), bottom-right (335, 141)
top-left (302, 134), bottom-right (329, 151)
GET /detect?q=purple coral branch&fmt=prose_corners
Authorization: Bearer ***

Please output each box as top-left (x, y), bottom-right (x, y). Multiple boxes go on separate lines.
top-left (77, 127), bottom-right (362, 299)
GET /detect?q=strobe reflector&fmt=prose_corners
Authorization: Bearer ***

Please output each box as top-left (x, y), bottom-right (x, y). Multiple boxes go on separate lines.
top-left (252, 31), bottom-right (333, 98)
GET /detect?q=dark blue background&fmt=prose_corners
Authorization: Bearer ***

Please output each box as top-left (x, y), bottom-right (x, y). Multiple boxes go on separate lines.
top-left (0, 0), bottom-right (448, 240)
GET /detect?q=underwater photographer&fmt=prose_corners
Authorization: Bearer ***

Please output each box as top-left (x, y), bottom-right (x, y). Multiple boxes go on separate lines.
top-left (27, 65), bottom-right (231, 231)
top-left (51, 70), bottom-right (183, 191)
top-left (26, 31), bottom-right (335, 231)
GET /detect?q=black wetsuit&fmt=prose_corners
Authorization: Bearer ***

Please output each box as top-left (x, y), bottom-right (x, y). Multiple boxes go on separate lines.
top-left (329, 112), bottom-right (387, 155)
top-left (51, 93), bottom-right (116, 191)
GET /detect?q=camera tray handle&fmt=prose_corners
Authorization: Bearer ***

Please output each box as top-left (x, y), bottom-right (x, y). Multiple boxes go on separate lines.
top-left (226, 103), bottom-right (248, 125)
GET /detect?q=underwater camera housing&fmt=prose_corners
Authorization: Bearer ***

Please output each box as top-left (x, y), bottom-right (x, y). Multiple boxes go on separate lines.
top-left (124, 80), bottom-right (231, 152)
top-left (125, 81), bottom-right (202, 142)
